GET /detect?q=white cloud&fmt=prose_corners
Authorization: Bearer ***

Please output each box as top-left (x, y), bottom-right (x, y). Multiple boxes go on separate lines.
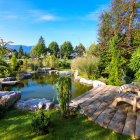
top-left (40, 14), bottom-right (57, 21)
top-left (28, 10), bottom-right (61, 21)
top-left (0, 11), bottom-right (17, 19)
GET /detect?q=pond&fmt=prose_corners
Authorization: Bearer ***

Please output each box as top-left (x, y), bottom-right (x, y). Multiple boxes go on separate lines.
top-left (2, 73), bottom-right (92, 103)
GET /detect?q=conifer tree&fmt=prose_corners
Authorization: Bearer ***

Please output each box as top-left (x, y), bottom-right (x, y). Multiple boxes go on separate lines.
top-left (56, 76), bottom-right (72, 117)
top-left (18, 45), bottom-right (23, 59)
top-left (108, 34), bottom-right (123, 85)
top-left (34, 36), bottom-right (47, 58)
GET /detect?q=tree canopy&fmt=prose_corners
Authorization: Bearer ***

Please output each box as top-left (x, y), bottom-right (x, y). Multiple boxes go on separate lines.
top-left (32, 36), bottom-right (47, 58)
top-left (61, 41), bottom-right (73, 57)
top-left (87, 43), bottom-right (98, 56)
top-left (97, 0), bottom-right (140, 78)
top-left (75, 43), bottom-right (85, 56)
top-left (98, 0), bottom-right (140, 55)
top-left (18, 45), bottom-right (24, 59)
top-left (48, 41), bottom-right (59, 57)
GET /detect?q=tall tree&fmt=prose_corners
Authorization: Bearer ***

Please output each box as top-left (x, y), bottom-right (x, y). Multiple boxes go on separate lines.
top-left (75, 43), bottom-right (85, 56)
top-left (48, 41), bottom-right (59, 57)
top-left (107, 34), bottom-right (124, 85)
top-left (87, 43), bottom-right (99, 56)
top-left (30, 47), bottom-right (36, 58)
top-left (38, 36), bottom-right (45, 44)
top-left (18, 45), bottom-right (23, 59)
top-left (61, 41), bottom-right (73, 57)
top-left (98, 0), bottom-right (140, 75)
top-left (34, 36), bottom-right (47, 58)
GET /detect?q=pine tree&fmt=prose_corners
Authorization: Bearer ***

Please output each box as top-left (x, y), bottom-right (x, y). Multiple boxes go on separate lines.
top-left (34, 36), bottom-right (47, 58)
top-left (108, 34), bottom-right (123, 85)
top-left (18, 45), bottom-right (23, 59)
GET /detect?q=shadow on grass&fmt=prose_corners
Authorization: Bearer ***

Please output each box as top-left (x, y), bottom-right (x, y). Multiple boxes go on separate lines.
top-left (0, 109), bottom-right (132, 140)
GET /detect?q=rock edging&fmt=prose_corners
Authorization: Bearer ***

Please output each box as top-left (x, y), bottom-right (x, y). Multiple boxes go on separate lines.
top-left (0, 91), bottom-right (21, 109)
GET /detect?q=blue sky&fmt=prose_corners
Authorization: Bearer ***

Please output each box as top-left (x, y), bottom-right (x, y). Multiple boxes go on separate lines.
top-left (0, 0), bottom-right (111, 48)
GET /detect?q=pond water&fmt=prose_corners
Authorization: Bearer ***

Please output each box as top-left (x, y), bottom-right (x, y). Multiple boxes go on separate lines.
top-left (2, 73), bottom-right (92, 103)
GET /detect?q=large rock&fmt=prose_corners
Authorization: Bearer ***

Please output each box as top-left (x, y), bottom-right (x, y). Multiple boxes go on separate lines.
top-left (0, 81), bottom-right (20, 86)
top-left (18, 73), bottom-right (33, 80)
top-left (80, 78), bottom-right (93, 86)
top-left (38, 68), bottom-right (50, 73)
top-left (15, 98), bottom-right (54, 111)
top-left (56, 71), bottom-right (72, 76)
top-left (0, 91), bottom-right (21, 109)
top-left (48, 70), bottom-right (58, 74)
top-left (0, 77), bottom-right (16, 82)
top-left (74, 70), bottom-right (81, 80)
top-left (93, 80), bottom-right (106, 88)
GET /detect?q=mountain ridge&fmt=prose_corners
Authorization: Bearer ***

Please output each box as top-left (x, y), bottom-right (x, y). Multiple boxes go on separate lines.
top-left (6, 45), bottom-right (33, 53)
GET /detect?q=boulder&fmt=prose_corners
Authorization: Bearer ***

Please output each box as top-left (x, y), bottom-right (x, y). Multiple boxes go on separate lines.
top-left (15, 98), bottom-right (54, 111)
top-left (0, 77), bottom-right (16, 82)
top-left (93, 80), bottom-right (106, 88)
top-left (48, 70), bottom-right (58, 74)
top-left (38, 68), bottom-right (50, 73)
top-left (0, 80), bottom-right (20, 86)
top-left (0, 91), bottom-right (21, 109)
top-left (19, 73), bottom-right (33, 80)
top-left (56, 71), bottom-right (72, 76)
top-left (80, 78), bottom-right (93, 86)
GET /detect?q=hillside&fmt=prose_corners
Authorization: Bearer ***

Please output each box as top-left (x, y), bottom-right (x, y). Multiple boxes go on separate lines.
top-left (6, 45), bottom-right (33, 53)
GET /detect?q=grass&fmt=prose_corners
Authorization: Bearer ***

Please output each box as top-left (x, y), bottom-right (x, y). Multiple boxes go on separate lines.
top-left (0, 109), bottom-right (132, 140)
top-left (59, 58), bottom-right (73, 64)
top-left (56, 67), bottom-right (72, 72)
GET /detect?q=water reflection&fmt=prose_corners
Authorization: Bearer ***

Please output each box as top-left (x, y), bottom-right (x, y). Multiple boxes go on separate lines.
top-left (2, 73), bottom-right (92, 103)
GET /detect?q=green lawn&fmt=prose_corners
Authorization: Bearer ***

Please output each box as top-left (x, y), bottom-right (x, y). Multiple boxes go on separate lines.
top-left (0, 109), bottom-right (132, 140)
top-left (56, 67), bottom-right (72, 72)
top-left (59, 58), bottom-right (73, 64)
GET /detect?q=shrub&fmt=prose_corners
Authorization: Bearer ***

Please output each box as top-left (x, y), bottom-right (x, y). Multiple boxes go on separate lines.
top-left (16, 60), bottom-right (23, 70)
top-left (98, 77), bottom-right (108, 84)
top-left (11, 53), bottom-right (17, 71)
top-left (17, 60), bottom-right (23, 65)
top-left (62, 55), bottom-right (67, 67)
top-left (0, 66), bottom-right (11, 78)
top-left (0, 59), bottom-right (11, 78)
top-left (71, 56), bottom-right (100, 79)
top-left (56, 76), bottom-right (72, 117)
top-left (0, 59), bottom-right (8, 67)
top-left (129, 47), bottom-right (140, 82)
top-left (30, 63), bottom-right (38, 71)
top-left (44, 56), bottom-right (58, 69)
top-left (31, 109), bottom-right (51, 135)
top-left (123, 76), bottom-right (133, 84)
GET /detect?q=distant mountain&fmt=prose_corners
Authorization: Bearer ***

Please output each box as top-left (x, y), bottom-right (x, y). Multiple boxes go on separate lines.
top-left (6, 45), bottom-right (33, 53)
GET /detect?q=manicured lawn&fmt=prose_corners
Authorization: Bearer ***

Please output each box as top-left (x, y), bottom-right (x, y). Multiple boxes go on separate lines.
top-left (56, 67), bottom-right (72, 72)
top-left (59, 59), bottom-right (73, 64)
top-left (0, 109), bottom-right (132, 140)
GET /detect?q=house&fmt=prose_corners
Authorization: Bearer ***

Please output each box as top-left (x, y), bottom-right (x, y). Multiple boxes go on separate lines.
top-left (5, 47), bottom-right (17, 59)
